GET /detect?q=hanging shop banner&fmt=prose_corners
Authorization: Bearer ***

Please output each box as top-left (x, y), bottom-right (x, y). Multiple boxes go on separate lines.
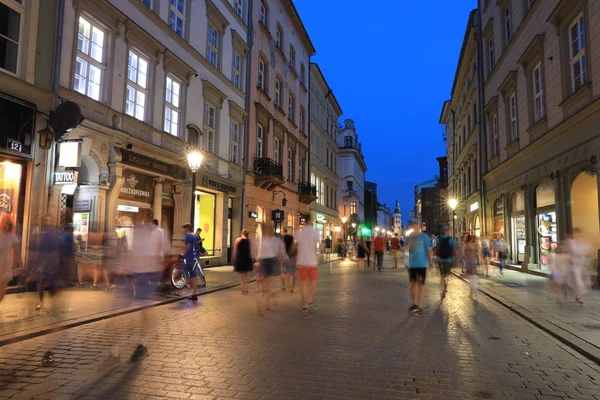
top-left (248, 211), bottom-right (258, 218)
top-left (119, 170), bottom-right (153, 203)
top-left (299, 216), bottom-right (307, 225)
top-left (73, 199), bottom-right (92, 212)
top-left (494, 198), bottom-right (504, 217)
top-left (316, 214), bottom-right (326, 223)
top-left (272, 209), bottom-right (284, 221)
top-left (512, 192), bottom-right (524, 212)
top-left (536, 181), bottom-right (556, 208)
top-left (120, 149), bottom-right (186, 179)
top-left (54, 170), bottom-right (78, 185)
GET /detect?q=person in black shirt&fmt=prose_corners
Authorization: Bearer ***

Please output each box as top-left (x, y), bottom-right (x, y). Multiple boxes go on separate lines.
top-left (324, 236), bottom-right (332, 259)
top-left (281, 228), bottom-right (297, 292)
top-left (365, 238), bottom-right (373, 267)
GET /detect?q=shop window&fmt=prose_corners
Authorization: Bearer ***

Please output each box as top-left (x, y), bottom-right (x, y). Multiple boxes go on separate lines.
top-left (194, 191), bottom-right (216, 254)
top-left (535, 181), bottom-right (557, 271)
top-left (0, 161), bottom-right (23, 236)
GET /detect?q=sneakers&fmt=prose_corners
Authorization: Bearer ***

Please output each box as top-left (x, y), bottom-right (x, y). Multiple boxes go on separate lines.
top-left (409, 304), bottom-right (419, 313)
top-left (130, 345), bottom-right (148, 362)
top-left (190, 294), bottom-right (198, 301)
top-left (42, 351), bottom-right (54, 366)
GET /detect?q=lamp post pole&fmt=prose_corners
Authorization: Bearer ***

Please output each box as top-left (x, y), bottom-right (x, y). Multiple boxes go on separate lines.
top-left (190, 171), bottom-right (196, 227)
top-left (448, 198), bottom-right (458, 239)
top-left (188, 152), bottom-right (203, 227)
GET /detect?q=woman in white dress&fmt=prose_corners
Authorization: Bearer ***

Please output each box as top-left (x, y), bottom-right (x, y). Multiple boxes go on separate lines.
top-left (0, 218), bottom-right (20, 304)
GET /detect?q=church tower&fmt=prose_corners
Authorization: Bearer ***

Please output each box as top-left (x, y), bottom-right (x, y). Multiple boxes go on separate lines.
top-left (393, 200), bottom-right (402, 235)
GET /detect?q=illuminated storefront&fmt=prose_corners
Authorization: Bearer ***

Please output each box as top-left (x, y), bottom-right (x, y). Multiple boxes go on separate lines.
top-left (534, 181), bottom-right (557, 272)
top-left (510, 192), bottom-right (526, 265)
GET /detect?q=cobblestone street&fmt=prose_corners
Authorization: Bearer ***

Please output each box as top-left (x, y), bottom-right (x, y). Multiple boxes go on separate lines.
top-left (1, 258), bottom-right (599, 400)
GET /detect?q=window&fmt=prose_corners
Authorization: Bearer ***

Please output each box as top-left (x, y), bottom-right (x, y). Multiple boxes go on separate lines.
top-left (344, 136), bottom-right (353, 147)
top-left (491, 113), bottom-right (499, 156)
top-left (320, 181), bottom-right (325, 206)
top-left (274, 78), bottom-right (282, 107)
top-left (256, 124), bottom-right (264, 157)
top-left (533, 63), bottom-right (544, 122)
top-left (487, 38), bottom-right (495, 72)
top-left (274, 137), bottom-right (280, 163)
top-left (164, 76), bottom-right (181, 135)
top-left (300, 63), bottom-right (305, 84)
top-left (288, 92), bottom-right (295, 121)
top-left (350, 201), bottom-right (357, 215)
top-left (125, 51), bottom-right (149, 121)
top-left (258, 58), bottom-right (266, 90)
top-left (299, 107), bottom-right (305, 131)
top-left (289, 45), bottom-right (295, 69)
top-left (504, 6), bottom-right (512, 44)
top-left (203, 103), bottom-right (217, 153)
top-left (287, 148), bottom-right (293, 180)
top-left (509, 93), bottom-right (518, 142)
top-left (141, 0), bottom-right (151, 6)
top-left (232, 52), bottom-right (241, 88)
top-left (347, 180), bottom-right (353, 191)
top-left (230, 121), bottom-right (240, 164)
top-left (259, 1), bottom-right (268, 25)
top-left (0, 0), bottom-right (21, 73)
top-left (75, 16), bottom-right (105, 101)
top-left (569, 14), bottom-right (587, 92)
top-left (276, 26), bottom-right (283, 48)
top-left (207, 25), bottom-right (219, 68)
top-left (169, 0), bottom-right (185, 37)
top-left (299, 156), bottom-right (304, 181)
top-left (234, 0), bottom-right (243, 18)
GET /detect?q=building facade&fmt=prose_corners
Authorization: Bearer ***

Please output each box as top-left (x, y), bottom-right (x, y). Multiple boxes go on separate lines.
top-left (376, 203), bottom-right (392, 231)
top-left (363, 181), bottom-right (377, 232)
top-left (244, 0), bottom-right (315, 238)
top-left (440, 9), bottom-right (485, 240)
top-left (392, 201), bottom-right (403, 235)
top-left (309, 63), bottom-right (342, 240)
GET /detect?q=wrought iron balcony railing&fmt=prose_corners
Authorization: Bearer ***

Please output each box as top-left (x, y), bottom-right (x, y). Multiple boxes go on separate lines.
top-left (254, 158), bottom-right (283, 180)
top-left (298, 182), bottom-right (317, 196)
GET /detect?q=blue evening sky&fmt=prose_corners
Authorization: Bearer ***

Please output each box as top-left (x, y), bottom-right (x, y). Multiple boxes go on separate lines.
top-left (295, 0), bottom-right (476, 223)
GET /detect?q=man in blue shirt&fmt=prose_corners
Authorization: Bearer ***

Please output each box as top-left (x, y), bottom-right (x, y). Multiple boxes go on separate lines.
top-left (435, 227), bottom-right (457, 300)
top-left (405, 222), bottom-right (432, 313)
top-left (181, 223), bottom-right (199, 300)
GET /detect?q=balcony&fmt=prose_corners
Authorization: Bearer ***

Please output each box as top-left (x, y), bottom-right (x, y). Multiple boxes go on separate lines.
top-left (298, 182), bottom-right (317, 204)
top-left (253, 158), bottom-right (284, 190)
top-left (343, 189), bottom-right (359, 199)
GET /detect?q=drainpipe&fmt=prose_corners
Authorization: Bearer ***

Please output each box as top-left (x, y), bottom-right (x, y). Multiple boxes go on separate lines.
top-left (241, 0), bottom-right (254, 229)
top-left (476, 7), bottom-right (488, 235)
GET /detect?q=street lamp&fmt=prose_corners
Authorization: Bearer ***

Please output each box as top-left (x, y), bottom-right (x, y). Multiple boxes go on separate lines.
top-left (188, 151), bottom-right (203, 229)
top-left (375, 226), bottom-right (380, 236)
top-left (448, 198), bottom-right (458, 238)
top-left (351, 222), bottom-right (356, 240)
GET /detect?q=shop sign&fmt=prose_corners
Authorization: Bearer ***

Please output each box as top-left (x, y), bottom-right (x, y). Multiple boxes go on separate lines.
top-left (201, 175), bottom-right (237, 193)
top-left (299, 216), bottom-right (306, 225)
top-left (469, 201), bottom-right (479, 212)
top-left (73, 199), bottom-right (92, 212)
top-left (271, 209), bottom-right (284, 221)
top-left (54, 170), bottom-right (78, 184)
top-left (248, 211), bottom-right (258, 218)
top-left (512, 192), bottom-right (524, 212)
top-left (119, 170), bottom-right (153, 203)
top-left (121, 149), bottom-right (186, 179)
top-left (333, 226), bottom-right (341, 232)
top-left (316, 214), bottom-right (326, 223)
top-left (536, 181), bottom-right (555, 208)
top-left (58, 141), bottom-right (82, 167)
top-left (6, 138), bottom-right (22, 153)
top-left (118, 205), bottom-right (139, 212)
top-left (494, 198), bottom-right (504, 217)
top-left (316, 223), bottom-right (324, 229)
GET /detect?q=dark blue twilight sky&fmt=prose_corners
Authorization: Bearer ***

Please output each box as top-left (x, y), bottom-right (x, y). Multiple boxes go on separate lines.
top-left (294, 0), bottom-right (476, 222)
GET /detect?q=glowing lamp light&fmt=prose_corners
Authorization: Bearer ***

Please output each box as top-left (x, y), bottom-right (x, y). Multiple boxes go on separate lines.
top-left (341, 216), bottom-right (347, 224)
top-left (187, 151), bottom-right (203, 172)
top-left (448, 198), bottom-right (458, 211)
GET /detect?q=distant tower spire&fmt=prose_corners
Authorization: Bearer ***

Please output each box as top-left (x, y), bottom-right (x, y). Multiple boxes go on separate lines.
top-left (394, 200), bottom-right (401, 213)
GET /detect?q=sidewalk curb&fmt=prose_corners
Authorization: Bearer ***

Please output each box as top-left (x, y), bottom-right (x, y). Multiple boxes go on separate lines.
top-left (450, 270), bottom-right (600, 366)
top-left (0, 259), bottom-right (340, 347)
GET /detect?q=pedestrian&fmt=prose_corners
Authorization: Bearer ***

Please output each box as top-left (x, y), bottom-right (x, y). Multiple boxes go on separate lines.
top-left (281, 228), bottom-right (297, 292)
top-left (324, 236), bottom-right (332, 260)
top-left (391, 233), bottom-right (402, 268)
top-left (257, 224), bottom-right (286, 312)
top-left (0, 218), bottom-right (20, 304)
top-left (196, 228), bottom-right (208, 256)
top-left (435, 227), bottom-right (456, 300)
top-left (365, 237), bottom-right (373, 267)
top-left (59, 223), bottom-right (77, 285)
top-left (481, 235), bottom-right (491, 276)
top-left (495, 234), bottom-right (507, 276)
top-left (373, 234), bottom-right (385, 272)
top-left (463, 234), bottom-right (480, 300)
top-left (181, 223), bottom-right (199, 301)
top-left (233, 229), bottom-right (253, 295)
top-left (405, 221), bottom-right (432, 314)
top-left (548, 243), bottom-right (569, 303)
top-left (356, 239), bottom-right (368, 272)
top-left (296, 215), bottom-right (321, 316)
top-left (385, 238), bottom-right (391, 255)
top-left (566, 229), bottom-right (590, 304)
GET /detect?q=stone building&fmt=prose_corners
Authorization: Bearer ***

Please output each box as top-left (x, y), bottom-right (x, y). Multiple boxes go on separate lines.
top-left (393, 201), bottom-right (403, 236)
top-left (338, 119), bottom-right (367, 233)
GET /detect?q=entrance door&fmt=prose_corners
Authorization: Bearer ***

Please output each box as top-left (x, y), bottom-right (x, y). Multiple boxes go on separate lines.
top-left (571, 172), bottom-right (600, 264)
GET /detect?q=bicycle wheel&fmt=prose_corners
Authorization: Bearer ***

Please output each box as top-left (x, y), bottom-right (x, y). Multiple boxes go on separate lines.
top-left (197, 266), bottom-right (207, 287)
top-left (171, 263), bottom-right (186, 290)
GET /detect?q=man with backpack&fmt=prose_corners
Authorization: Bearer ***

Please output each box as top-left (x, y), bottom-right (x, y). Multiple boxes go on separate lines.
top-left (435, 227), bottom-right (457, 300)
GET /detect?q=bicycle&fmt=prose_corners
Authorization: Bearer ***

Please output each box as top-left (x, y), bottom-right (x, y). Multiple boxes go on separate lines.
top-left (170, 257), bottom-right (206, 290)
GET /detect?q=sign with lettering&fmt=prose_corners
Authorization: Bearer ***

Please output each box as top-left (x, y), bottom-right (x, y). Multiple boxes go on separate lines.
top-left (73, 199), bottom-right (92, 212)
top-left (120, 149), bottom-right (186, 179)
top-left (248, 211), bottom-right (258, 218)
top-left (536, 181), bottom-right (555, 208)
top-left (54, 171), bottom-right (78, 184)
top-left (299, 216), bottom-right (306, 225)
top-left (469, 201), bottom-right (479, 212)
top-left (119, 170), bottom-right (153, 203)
top-left (271, 209), bottom-right (284, 222)
top-left (118, 205), bottom-right (139, 212)
top-left (494, 198), bottom-right (504, 217)
top-left (201, 175), bottom-right (237, 193)
top-left (6, 138), bottom-right (22, 153)
top-left (316, 214), bottom-right (326, 223)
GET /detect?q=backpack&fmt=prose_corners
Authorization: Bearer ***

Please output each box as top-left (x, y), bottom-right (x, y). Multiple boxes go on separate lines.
top-left (436, 237), bottom-right (452, 259)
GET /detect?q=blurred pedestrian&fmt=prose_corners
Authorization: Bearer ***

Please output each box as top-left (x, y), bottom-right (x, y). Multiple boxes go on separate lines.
top-left (324, 236), bottom-right (332, 260)
top-left (182, 223), bottom-right (199, 300)
top-left (391, 233), bottom-right (401, 268)
top-left (406, 222), bottom-right (432, 314)
top-left (59, 223), bottom-right (77, 284)
top-left (233, 229), bottom-right (253, 295)
top-left (365, 237), bottom-right (372, 267)
top-left (495, 234), bottom-right (508, 276)
top-left (296, 215), bottom-right (321, 316)
top-left (257, 224), bottom-right (286, 312)
top-left (435, 227), bottom-right (456, 300)
top-left (0, 218), bottom-right (20, 304)
top-left (548, 244), bottom-right (569, 303)
top-left (356, 239), bottom-right (368, 272)
top-left (464, 234), bottom-right (480, 300)
top-left (567, 229), bottom-right (590, 304)
top-left (481, 235), bottom-right (491, 276)
top-left (373, 234), bottom-right (385, 272)
top-left (281, 228), bottom-right (297, 292)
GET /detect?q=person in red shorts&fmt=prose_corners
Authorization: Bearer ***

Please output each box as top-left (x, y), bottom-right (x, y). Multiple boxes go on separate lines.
top-left (296, 215), bottom-right (321, 315)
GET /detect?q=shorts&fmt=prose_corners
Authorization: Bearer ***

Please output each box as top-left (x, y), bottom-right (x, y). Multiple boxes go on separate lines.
top-left (392, 249), bottom-right (400, 259)
top-left (483, 249), bottom-right (491, 258)
top-left (282, 258), bottom-right (297, 274)
top-left (438, 261), bottom-right (452, 276)
top-left (408, 268), bottom-right (427, 284)
top-left (183, 258), bottom-right (198, 278)
top-left (261, 258), bottom-right (278, 277)
top-left (298, 266), bottom-right (318, 282)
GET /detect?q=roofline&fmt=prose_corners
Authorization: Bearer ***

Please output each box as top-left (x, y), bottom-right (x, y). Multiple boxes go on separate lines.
top-left (450, 9), bottom-right (477, 98)
top-left (439, 100), bottom-right (451, 124)
top-left (310, 62), bottom-right (344, 115)
top-left (289, 1), bottom-right (316, 55)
